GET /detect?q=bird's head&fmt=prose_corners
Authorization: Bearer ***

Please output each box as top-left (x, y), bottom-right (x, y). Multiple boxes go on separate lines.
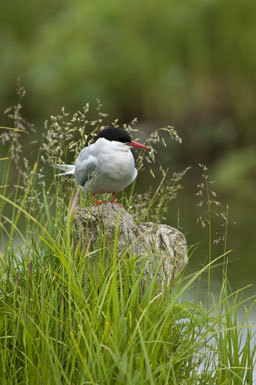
top-left (96, 127), bottom-right (149, 150)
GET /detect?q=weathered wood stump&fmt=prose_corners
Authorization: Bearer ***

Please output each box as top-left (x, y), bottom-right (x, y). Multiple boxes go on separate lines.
top-left (72, 203), bottom-right (188, 287)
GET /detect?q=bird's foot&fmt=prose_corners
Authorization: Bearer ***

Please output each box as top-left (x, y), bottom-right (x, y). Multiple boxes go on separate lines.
top-left (92, 194), bottom-right (105, 206)
top-left (111, 193), bottom-right (124, 207)
top-left (92, 193), bottom-right (124, 207)
top-left (111, 201), bottom-right (124, 207)
top-left (94, 200), bottom-right (105, 205)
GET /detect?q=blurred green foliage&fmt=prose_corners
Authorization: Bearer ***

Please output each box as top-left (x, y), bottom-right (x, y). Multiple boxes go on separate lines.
top-left (1, 0), bottom-right (256, 195)
top-left (0, 0), bottom-right (255, 292)
top-left (1, 0), bottom-right (255, 123)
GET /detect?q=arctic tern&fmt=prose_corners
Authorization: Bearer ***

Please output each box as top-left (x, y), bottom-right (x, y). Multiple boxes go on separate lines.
top-left (53, 127), bottom-right (149, 205)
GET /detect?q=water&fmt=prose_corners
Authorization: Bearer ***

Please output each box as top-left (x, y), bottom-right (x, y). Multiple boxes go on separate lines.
top-left (168, 189), bottom-right (256, 296)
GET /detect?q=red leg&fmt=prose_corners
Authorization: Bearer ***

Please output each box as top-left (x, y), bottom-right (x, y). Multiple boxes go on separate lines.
top-left (92, 193), bottom-right (105, 205)
top-left (111, 193), bottom-right (123, 207)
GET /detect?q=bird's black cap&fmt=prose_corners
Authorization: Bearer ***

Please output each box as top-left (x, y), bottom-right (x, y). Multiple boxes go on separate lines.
top-left (96, 127), bottom-right (132, 143)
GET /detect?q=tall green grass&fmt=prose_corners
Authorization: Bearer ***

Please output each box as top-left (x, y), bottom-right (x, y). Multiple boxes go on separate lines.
top-left (0, 136), bottom-right (256, 384)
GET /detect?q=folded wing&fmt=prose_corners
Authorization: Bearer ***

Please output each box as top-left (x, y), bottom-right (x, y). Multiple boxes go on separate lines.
top-left (75, 147), bottom-right (99, 188)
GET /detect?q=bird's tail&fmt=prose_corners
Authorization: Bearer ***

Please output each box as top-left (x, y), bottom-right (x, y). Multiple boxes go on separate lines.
top-left (52, 164), bottom-right (75, 176)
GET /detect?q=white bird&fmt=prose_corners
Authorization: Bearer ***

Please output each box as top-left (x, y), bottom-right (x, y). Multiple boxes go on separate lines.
top-left (53, 127), bottom-right (149, 205)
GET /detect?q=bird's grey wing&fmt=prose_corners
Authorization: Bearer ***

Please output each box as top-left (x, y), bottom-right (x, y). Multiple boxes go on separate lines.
top-left (74, 154), bottom-right (99, 187)
top-left (75, 146), bottom-right (91, 164)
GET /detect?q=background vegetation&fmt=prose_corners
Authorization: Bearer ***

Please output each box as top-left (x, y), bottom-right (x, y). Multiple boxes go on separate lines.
top-left (1, 0), bottom-right (256, 145)
top-left (1, 0), bottom-right (255, 293)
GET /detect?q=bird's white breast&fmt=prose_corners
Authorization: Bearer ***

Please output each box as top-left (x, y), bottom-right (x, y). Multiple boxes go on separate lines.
top-left (79, 138), bottom-right (137, 194)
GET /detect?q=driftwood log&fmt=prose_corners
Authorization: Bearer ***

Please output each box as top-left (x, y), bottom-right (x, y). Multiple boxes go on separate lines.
top-left (72, 203), bottom-right (188, 287)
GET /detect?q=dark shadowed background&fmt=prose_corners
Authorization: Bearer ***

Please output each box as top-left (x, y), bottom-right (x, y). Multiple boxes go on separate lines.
top-left (0, 0), bottom-right (255, 294)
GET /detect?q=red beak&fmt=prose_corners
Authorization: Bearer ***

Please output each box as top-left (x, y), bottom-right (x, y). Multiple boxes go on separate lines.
top-left (126, 141), bottom-right (149, 150)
